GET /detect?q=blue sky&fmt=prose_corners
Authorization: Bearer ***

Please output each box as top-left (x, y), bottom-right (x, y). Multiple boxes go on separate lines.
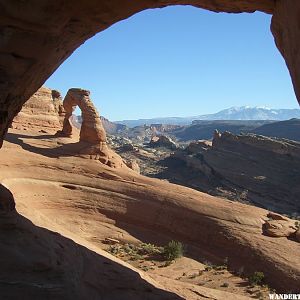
top-left (46, 5), bottom-right (298, 121)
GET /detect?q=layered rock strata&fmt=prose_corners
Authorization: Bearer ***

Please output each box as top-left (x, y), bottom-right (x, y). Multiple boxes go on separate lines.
top-left (170, 131), bottom-right (300, 214)
top-left (11, 87), bottom-right (64, 132)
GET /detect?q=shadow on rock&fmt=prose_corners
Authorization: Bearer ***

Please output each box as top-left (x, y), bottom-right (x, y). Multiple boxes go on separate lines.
top-left (0, 209), bottom-right (183, 300)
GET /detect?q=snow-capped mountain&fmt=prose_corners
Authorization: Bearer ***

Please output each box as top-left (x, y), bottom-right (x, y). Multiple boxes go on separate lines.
top-left (116, 106), bottom-right (300, 127)
top-left (196, 106), bottom-right (300, 121)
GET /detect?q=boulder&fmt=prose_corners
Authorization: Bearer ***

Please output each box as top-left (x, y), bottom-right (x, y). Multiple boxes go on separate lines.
top-left (149, 135), bottom-right (178, 150)
top-left (263, 219), bottom-right (297, 238)
top-left (126, 160), bottom-right (140, 174)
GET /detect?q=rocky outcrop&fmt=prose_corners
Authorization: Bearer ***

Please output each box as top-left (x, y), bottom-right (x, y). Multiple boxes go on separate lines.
top-left (2, 0), bottom-right (300, 149)
top-left (149, 135), bottom-right (178, 150)
top-left (166, 132), bottom-right (300, 215)
top-left (263, 212), bottom-right (298, 239)
top-left (213, 131), bottom-right (300, 159)
top-left (126, 159), bottom-right (140, 174)
top-left (12, 87), bottom-right (64, 132)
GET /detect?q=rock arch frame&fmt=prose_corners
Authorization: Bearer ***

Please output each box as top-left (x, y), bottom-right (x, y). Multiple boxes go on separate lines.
top-left (0, 0), bottom-right (299, 147)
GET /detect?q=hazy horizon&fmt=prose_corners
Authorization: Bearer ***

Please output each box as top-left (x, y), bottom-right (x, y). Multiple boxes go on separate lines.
top-left (112, 105), bottom-right (300, 122)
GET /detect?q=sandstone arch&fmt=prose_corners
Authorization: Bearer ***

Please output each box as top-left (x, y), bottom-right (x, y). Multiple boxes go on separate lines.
top-left (60, 88), bottom-right (106, 143)
top-left (58, 88), bottom-right (109, 163)
top-left (0, 0), bottom-right (299, 147)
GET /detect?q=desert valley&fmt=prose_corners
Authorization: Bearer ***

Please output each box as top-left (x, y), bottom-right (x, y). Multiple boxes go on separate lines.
top-left (1, 1), bottom-right (300, 299)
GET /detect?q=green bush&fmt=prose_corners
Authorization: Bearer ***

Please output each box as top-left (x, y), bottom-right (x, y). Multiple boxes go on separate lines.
top-left (138, 243), bottom-right (163, 255)
top-left (163, 240), bottom-right (183, 261)
top-left (248, 271), bottom-right (265, 286)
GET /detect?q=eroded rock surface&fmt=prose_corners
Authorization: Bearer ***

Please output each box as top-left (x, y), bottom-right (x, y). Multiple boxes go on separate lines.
top-left (12, 87), bottom-right (64, 133)
top-left (1, 129), bottom-right (300, 294)
top-left (149, 135), bottom-right (178, 150)
top-left (263, 220), bottom-right (297, 238)
top-left (162, 131), bottom-right (300, 214)
top-left (58, 88), bottom-right (110, 163)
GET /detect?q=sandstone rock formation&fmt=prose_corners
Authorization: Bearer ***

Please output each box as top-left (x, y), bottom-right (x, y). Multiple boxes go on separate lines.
top-left (12, 87), bottom-right (64, 132)
top-left (58, 88), bottom-right (110, 163)
top-left (60, 89), bottom-right (106, 142)
top-left (263, 220), bottom-right (297, 238)
top-left (1, 0), bottom-right (300, 149)
top-left (1, 1), bottom-right (300, 297)
top-left (149, 135), bottom-right (178, 150)
top-left (1, 130), bottom-right (300, 294)
top-left (12, 86), bottom-right (126, 168)
top-left (263, 212), bottom-right (298, 239)
top-left (126, 159), bottom-right (141, 174)
top-left (164, 132), bottom-right (300, 214)
top-left (75, 115), bottom-right (127, 135)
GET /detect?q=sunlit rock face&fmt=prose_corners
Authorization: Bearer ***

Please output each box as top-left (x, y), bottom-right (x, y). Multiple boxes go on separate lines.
top-left (60, 88), bottom-right (107, 144)
top-left (1, 0), bottom-right (300, 147)
top-left (59, 88), bottom-right (109, 162)
top-left (11, 87), bottom-right (64, 133)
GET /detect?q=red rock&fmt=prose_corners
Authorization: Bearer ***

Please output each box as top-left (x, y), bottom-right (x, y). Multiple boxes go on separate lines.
top-left (12, 87), bottom-right (63, 132)
top-left (127, 160), bottom-right (141, 173)
top-left (263, 219), bottom-right (297, 238)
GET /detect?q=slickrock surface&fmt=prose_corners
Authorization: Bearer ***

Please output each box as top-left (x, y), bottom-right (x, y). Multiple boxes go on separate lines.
top-left (0, 127), bottom-right (299, 299)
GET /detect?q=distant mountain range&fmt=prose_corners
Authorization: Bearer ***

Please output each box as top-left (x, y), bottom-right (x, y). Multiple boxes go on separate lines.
top-left (116, 106), bottom-right (300, 127)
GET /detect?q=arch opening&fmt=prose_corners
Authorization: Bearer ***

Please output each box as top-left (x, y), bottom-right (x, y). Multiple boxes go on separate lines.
top-left (46, 6), bottom-right (298, 122)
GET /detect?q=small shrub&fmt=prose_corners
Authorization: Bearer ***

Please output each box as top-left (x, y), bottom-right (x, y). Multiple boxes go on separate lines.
top-left (163, 240), bottom-right (183, 261)
top-left (204, 265), bottom-right (213, 271)
top-left (248, 271), bottom-right (265, 286)
top-left (139, 243), bottom-right (163, 255)
top-left (141, 266), bottom-right (150, 272)
top-left (214, 265), bottom-right (227, 271)
top-left (107, 245), bottom-right (121, 255)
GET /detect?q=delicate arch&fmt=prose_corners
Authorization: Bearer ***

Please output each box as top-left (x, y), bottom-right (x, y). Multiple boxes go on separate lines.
top-left (60, 88), bottom-right (106, 144)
